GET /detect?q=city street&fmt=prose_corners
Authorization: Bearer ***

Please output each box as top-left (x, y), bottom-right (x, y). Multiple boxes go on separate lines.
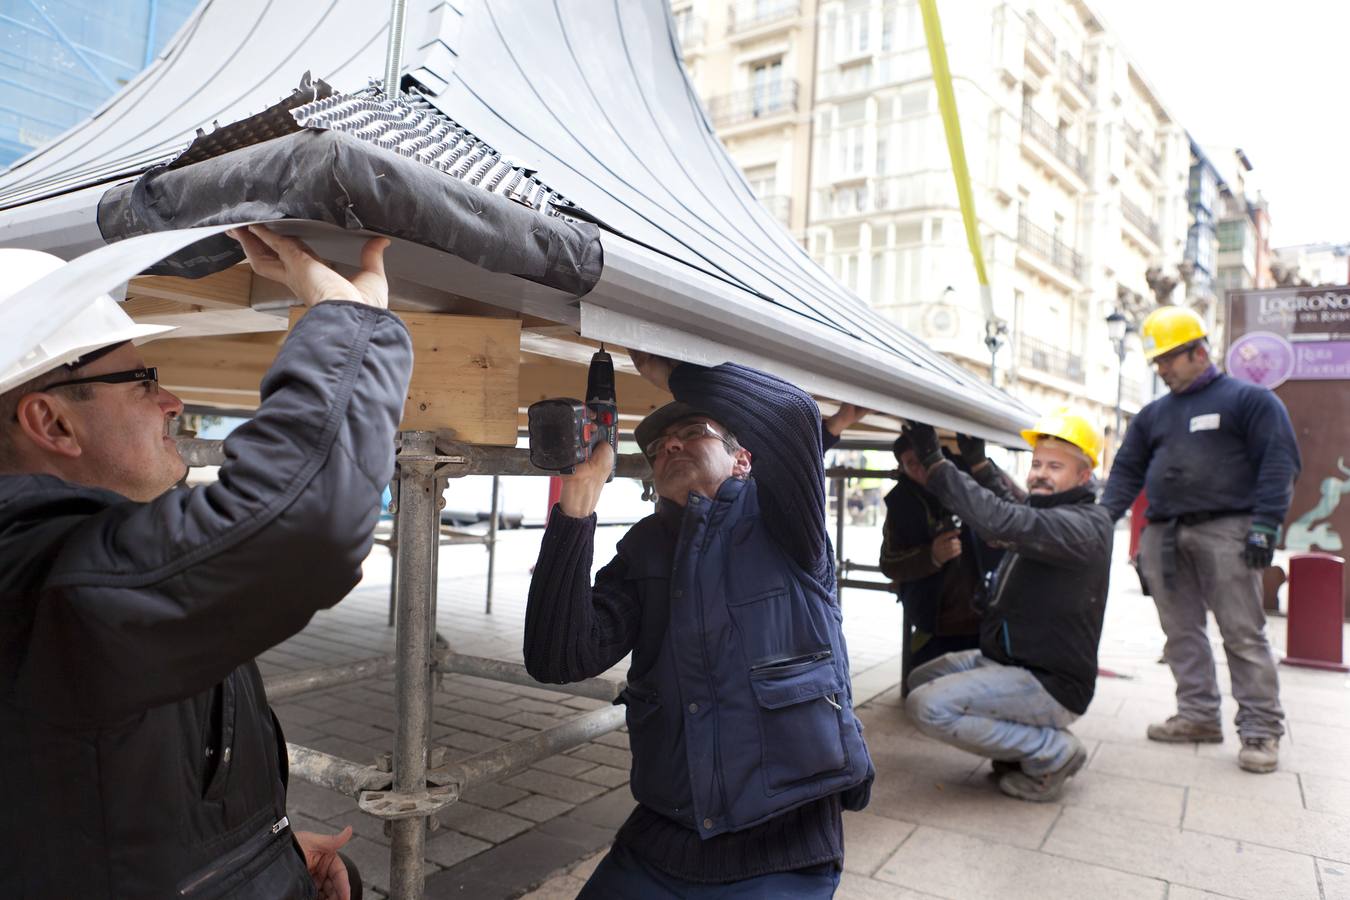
top-left (261, 520), bottom-right (1350, 899)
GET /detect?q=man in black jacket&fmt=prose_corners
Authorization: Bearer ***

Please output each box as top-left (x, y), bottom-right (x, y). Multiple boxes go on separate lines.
top-left (879, 433), bottom-right (1014, 673)
top-left (0, 225), bottom-right (413, 899)
top-left (902, 412), bottom-right (1113, 802)
top-left (524, 354), bottom-right (872, 898)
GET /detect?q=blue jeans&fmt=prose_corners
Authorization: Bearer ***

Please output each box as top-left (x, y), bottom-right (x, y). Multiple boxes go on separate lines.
top-left (577, 843), bottom-right (841, 899)
top-left (904, 649), bottom-right (1079, 775)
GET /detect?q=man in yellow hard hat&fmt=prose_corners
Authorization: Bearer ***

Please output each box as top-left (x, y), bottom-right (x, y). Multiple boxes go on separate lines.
top-left (901, 412), bottom-right (1112, 802)
top-left (1101, 306), bottom-right (1300, 774)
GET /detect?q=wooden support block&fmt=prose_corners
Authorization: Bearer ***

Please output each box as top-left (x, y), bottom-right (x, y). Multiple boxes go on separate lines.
top-left (127, 265), bottom-right (254, 310)
top-left (290, 308), bottom-right (521, 443)
top-left (140, 332), bottom-right (282, 409)
top-left (518, 356), bottom-right (670, 422)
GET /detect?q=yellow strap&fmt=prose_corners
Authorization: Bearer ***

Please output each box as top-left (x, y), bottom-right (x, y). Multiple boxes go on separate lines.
top-left (918, 0), bottom-right (989, 290)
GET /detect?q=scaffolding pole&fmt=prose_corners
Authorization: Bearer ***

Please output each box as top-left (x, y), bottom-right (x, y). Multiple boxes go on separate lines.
top-left (388, 430), bottom-right (437, 900)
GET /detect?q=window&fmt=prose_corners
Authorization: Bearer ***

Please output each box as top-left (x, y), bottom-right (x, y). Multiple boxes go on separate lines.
top-left (743, 164), bottom-right (777, 199)
top-left (899, 87), bottom-right (929, 118)
top-left (1217, 220), bottom-right (1248, 252)
top-left (750, 59), bottom-right (784, 116)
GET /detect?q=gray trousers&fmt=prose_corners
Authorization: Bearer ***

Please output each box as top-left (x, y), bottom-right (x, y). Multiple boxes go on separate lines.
top-left (1139, 515), bottom-right (1284, 739)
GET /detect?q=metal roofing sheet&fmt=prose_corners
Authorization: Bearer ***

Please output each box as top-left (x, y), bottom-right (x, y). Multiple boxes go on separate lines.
top-left (0, 0), bottom-right (1035, 441)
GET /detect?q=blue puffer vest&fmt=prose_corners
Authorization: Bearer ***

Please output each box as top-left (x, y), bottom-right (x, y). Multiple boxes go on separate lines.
top-left (615, 476), bottom-right (872, 839)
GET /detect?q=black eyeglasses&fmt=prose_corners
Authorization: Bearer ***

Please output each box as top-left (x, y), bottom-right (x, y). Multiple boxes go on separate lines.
top-left (45, 367), bottom-right (159, 390)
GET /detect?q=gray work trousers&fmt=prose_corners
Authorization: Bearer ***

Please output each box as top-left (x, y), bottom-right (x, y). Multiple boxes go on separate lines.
top-left (1139, 515), bottom-right (1284, 739)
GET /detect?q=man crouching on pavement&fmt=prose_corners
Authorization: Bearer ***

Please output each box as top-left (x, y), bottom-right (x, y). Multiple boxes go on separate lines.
top-left (523, 352), bottom-right (873, 898)
top-left (902, 410), bottom-right (1113, 802)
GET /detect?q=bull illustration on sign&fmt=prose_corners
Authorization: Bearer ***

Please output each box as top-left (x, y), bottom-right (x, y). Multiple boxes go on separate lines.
top-left (1285, 457), bottom-right (1350, 552)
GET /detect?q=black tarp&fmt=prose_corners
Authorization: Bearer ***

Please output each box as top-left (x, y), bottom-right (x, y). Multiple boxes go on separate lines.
top-left (97, 129), bottom-right (603, 295)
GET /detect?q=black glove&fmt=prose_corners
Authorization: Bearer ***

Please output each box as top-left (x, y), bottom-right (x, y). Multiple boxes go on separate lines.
top-left (905, 423), bottom-right (944, 468)
top-left (955, 433), bottom-right (987, 467)
top-left (1242, 523), bottom-right (1278, 569)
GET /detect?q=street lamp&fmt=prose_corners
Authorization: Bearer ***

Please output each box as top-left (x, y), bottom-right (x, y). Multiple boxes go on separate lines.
top-left (1105, 310), bottom-right (1131, 455)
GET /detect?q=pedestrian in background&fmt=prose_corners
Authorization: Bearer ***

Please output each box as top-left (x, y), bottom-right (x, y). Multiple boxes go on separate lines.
top-left (1101, 306), bottom-right (1301, 773)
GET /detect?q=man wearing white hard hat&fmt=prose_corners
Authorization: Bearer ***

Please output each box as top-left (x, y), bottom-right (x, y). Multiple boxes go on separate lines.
top-left (0, 226), bottom-right (412, 900)
top-left (901, 412), bottom-right (1113, 803)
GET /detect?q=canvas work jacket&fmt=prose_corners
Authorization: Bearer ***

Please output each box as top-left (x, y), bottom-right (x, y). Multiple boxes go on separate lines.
top-left (0, 301), bottom-right (412, 899)
top-left (524, 362), bottom-right (873, 844)
top-left (925, 462), bottom-right (1113, 714)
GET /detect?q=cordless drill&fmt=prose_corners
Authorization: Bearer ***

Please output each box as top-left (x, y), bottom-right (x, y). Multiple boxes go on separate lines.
top-left (527, 347), bottom-right (618, 480)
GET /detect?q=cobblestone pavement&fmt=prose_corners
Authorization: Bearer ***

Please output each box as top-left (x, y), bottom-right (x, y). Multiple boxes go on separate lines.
top-left (264, 523), bottom-right (1350, 899)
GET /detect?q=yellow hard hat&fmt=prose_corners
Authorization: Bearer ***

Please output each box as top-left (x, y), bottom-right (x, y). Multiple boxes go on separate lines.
top-left (1020, 407), bottom-right (1103, 468)
top-left (1140, 306), bottom-right (1207, 361)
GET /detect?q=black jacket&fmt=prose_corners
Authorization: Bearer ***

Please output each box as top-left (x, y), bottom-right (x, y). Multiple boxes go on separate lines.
top-left (925, 462), bottom-right (1113, 714)
top-left (0, 302), bottom-right (412, 899)
top-left (879, 459), bottom-right (1015, 636)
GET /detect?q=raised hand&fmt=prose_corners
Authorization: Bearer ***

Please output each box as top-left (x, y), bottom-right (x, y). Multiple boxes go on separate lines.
top-left (228, 224), bottom-right (390, 310)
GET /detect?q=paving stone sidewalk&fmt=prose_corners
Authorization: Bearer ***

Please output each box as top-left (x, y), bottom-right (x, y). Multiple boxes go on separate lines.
top-left (264, 523), bottom-right (1350, 899)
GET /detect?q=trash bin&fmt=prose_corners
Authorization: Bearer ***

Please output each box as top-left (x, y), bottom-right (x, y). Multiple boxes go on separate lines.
top-left (1282, 553), bottom-right (1349, 672)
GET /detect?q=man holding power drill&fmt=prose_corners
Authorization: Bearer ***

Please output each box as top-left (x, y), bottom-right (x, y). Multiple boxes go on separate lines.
top-left (523, 353), bottom-right (873, 898)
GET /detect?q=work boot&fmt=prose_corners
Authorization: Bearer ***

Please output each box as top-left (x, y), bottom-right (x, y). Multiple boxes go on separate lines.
top-left (1147, 715), bottom-right (1223, 744)
top-left (991, 759), bottom-right (1021, 777)
top-left (1238, 736), bottom-right (1279, 774)
top-left (997, 738), bottom-right (1087, 803)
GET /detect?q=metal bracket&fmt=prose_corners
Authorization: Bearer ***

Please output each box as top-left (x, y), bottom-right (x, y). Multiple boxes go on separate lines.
top-left (359, 784), bottom-right (459, 820)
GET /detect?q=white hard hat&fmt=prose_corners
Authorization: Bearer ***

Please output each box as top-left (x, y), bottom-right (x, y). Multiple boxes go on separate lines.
top-left (0, 248), bottom-right (175, 395)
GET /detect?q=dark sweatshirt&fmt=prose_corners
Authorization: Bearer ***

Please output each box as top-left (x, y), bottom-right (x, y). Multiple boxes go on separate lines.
top-left (1101, 372), bottom-right (1301, 526)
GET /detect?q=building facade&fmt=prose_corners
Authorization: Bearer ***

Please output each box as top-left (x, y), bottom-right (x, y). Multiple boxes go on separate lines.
top-left (0, 0), bottom-right (197, 167)
top-left (674, 0), bottom-right (1218, 455)
top-left (1271, 242), bottom-right (1349, 289)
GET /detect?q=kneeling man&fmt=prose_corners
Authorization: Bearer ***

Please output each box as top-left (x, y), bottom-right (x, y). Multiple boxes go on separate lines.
top-left (902, 411), bottom-right (1113, 802)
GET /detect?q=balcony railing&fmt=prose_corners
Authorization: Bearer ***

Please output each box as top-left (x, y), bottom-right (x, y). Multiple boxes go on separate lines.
top-left (1021, 102), bottom-right (1089, 180)
top-left (675, 14), bottom-right (704, 50)
top-left (1124, 125), bottom-right (1163, 173)
top-left (1121, 196), bottom-right (1161, 245)
top-left (1060, 51), bottom-right (1092, 97)
top-left (812, 174), bottom-right (955, 220)
top-left (1121, 376), bottom-right (1152, 406)
top-left (707, 80), bottom-right (799, 127)
top-left (728, 0), bottom-right (800, 34)
top-left (760, 194), bottom-right (791, 226)
top-left (1025, 11), bottom-right (1056, 60)
top-left (1017, 213), bottom-right (1086, 281)
top-left (1019, 335), bottom-right (1086, 383)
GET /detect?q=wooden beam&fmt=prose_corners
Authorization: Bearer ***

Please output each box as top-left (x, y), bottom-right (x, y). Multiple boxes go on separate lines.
top-left (127, 265), bottom-right (254, 310)
top-left (140, 332), bottom-right (282, 409)
top-left (518, 355), bottom-right (670, 420)
top-left (290, 308), bottom-right (521, 443)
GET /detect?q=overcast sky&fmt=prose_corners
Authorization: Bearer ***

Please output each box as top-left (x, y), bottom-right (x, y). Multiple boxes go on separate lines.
top-left (1090, 0), bottom-right (1349, 248)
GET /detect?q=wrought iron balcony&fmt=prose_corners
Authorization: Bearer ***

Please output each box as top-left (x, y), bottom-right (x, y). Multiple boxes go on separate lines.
top-left (1121, 196), bottom-right (1161, 245)
top-left (1019, 335), bottom-right (1086, 384)
top-left (728, 0), bottom-right (800, 34)
top-left (1021, 102), bottom-right (1089, 180)
top-left (1124, 125), bottom-right (1162, 173)
top-left (707, 80), bottom-right (799, 127)
top-left (1025, 11), bottom-right (1056, 60)
top-left (1060, 51), bottom-right (1092, 97)
top-left (1017, 213), bottom-right (1085, 282)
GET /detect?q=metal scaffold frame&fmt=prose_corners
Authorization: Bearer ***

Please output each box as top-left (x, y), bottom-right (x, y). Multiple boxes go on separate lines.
top-left (180, 433), bottom-right (648, 899)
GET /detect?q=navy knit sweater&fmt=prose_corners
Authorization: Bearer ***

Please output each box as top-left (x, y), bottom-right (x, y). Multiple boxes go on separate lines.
top-left (1101, 372), bottom-right (1301, 526)
top-left (523, 362), bottom-right (844, 883)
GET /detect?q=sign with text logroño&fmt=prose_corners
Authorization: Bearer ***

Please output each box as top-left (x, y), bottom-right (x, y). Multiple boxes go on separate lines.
top-left (1226, 285), bottom-right (1350, 388)
top-left (1227, 284), bottom-right (1350, 588)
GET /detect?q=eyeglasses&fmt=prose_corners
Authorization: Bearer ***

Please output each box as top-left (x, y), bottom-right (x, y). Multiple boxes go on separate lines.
top-left (45, 367), bottom-right (159, 391)
top-left (643, 421), bottom-right (729, 458)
